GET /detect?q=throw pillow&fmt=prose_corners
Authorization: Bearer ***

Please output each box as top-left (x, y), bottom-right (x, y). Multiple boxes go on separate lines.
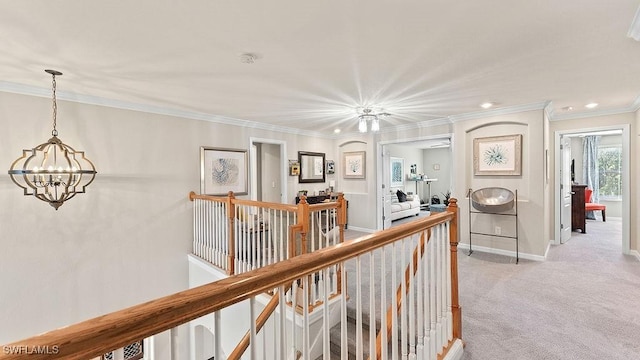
top-left (396, 190), bottom-right (407, 203)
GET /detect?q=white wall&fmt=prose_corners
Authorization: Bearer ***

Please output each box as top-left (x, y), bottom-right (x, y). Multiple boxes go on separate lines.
top-left (423, 147), bottom-right (452, 204)
top-left (0, 91), bottom-right (335, 346)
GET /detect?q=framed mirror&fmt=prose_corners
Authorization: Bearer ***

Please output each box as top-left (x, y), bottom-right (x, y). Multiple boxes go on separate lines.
top-left (298, 151), bottom-right (326, 183)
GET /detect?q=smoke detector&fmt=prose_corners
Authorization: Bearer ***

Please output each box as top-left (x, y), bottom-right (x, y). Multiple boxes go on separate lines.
top-left (240, 53), bottom-right (257, 64)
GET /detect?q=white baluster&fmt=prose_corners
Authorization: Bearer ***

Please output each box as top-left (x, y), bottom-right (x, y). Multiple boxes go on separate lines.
top-left (341, 259), bottom-right (348, 360)
top-left (381, 245), bottom-right (388, 360)
top-left (170, 327), bottom-right (178, 360)
top-left (392, 242), bottom-right (399, 360)
top-left (356, 255), bottom-right (363, 360)
top-left (369, 251), bottom-right (376, 360)
top-left (323, 267), bottom-right (330, 359)
top-left (214, 311), bottom-right (222, 360)
top-left (303, 276), bottom-right (310, 360)
top-left (250, 297), bottom-right (256, 360)
top-left (401, 238), bottom-right (408, 360)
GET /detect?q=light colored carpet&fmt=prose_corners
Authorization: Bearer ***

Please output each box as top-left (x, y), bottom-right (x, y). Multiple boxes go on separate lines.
top-left (458, 218), bottom-right (640, 360)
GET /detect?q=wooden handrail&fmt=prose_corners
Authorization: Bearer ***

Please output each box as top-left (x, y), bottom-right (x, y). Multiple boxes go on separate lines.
top-left (189, 191), bottom-right (298, 211)
top-left (0, 201), bottom-right (456, 360)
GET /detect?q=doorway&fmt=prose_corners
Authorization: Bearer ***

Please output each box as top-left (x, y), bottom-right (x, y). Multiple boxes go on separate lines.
top-left (249, 137), bottom-right (288, 204)
top-left (554, 125), bottom-right (629, 254)
top-left (376, 134), bottom-right (454, 230)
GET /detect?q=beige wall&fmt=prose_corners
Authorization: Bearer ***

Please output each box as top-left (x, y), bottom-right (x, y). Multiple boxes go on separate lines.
top-left (453, 110), bottom-right (547, 258)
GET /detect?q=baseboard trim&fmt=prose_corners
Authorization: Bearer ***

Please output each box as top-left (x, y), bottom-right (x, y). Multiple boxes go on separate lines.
top-left (345, 226), bottom-right (375, 233)
top-left (457, 243), bottom-right (546, 262)
top-left (630, 250), bottom-right (640, 262)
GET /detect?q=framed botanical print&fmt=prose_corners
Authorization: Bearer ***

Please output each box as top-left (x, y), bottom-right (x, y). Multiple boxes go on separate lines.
top-left (200, 147), bottom-right (248, 195)
top-left (473, 134), bottom-right (522, 176)
top-left (343, 151), bottom-right (365, 179)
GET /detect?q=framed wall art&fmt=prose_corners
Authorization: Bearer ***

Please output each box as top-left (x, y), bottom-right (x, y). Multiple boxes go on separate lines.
top-left (390, 157), bottom-right (404, 187)
top-left (473, 134), bottom-right (522, 176)
top-left (289, 160), bottom-right (300, 176)
top-left (326, 160), bottom-right (335, 174)
top-left (200, 147), bottom-right (248, 195)
top-left (343, 151), bottom-right (365, 179)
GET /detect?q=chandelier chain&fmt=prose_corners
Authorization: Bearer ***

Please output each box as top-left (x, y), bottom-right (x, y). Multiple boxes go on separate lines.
top-left (51, 73), bottom-right (58, 137)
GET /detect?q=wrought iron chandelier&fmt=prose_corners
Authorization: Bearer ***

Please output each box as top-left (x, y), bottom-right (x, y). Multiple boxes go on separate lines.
top-left (358, 108), bottom-right (389, 133)
top-left (8, 69), bottom-right (97, 210)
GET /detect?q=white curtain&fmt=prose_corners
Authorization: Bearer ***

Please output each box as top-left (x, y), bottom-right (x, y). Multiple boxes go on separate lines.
top-left (582, 136), bottom-right (600, 219)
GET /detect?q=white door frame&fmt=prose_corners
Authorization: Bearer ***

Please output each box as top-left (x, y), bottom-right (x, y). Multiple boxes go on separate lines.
top-left (376, 133), bottom-right (455, 231)
top-left (553, 124), bottom-right (630, 254)
top-left (249, 137), bottom-right (288, 204)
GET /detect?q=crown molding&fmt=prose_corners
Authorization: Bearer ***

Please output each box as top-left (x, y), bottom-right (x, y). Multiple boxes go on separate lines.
top-left (448, 101), bottom-right (548, 123)
top-left (628, 5), bottom-right (640, 41)
top-left (380, 117), bottom-right (452, 133)
top-left (631, 94), bottom-right (640, 112)
top-left (0, 81), bottom-right (335, 139)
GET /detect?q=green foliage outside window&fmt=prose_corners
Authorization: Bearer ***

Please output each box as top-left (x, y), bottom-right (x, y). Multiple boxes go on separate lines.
top-left (597, 146), bottom-right (622, 199)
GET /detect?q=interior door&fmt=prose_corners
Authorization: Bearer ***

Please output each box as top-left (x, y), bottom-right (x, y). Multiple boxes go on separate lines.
top-left (382, 148), bottom-right (392, 229)
top-left (560, 136), bottom-right (572, 243)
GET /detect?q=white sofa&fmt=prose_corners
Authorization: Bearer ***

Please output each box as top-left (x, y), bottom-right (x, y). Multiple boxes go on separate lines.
top-left (390, 194), bottom-right (421, 221)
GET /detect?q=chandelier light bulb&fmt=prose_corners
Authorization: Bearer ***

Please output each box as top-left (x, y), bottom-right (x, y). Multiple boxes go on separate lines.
top-left (371, 117), bottom-right (380, 132)
top-left (358, 117), bottom-right (368, 132)
top-left (357, 107), bottom-right (388, 133)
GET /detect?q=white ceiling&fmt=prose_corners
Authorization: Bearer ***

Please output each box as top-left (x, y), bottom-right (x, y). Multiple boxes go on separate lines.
top-left (2, 1), bottom-right (640, 136)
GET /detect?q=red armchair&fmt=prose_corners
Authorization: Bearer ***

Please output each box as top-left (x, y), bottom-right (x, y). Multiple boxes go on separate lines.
top-left (585, 188), bottom-right (606, 222)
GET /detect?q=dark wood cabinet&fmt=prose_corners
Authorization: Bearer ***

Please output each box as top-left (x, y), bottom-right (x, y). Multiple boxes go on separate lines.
top-left (571, 184), bottom-right (587, 233)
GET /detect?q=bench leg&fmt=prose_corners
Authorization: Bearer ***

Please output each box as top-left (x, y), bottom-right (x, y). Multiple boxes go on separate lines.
top-left (602, 209), bottom-right (606, 222)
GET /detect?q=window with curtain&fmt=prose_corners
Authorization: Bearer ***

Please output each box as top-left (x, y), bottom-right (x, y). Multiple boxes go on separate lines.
top-left (597, 145), bottom-right (622, 200)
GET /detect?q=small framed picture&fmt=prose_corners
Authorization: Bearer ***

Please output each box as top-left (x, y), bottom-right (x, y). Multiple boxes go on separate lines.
top-left (289, 160), bottom-right (300, 176)
top-left (326, 160), bottom-right (335, 174)
top-left (200, 147), bottom-right (248, 195)
top-left (390, 157), bottom-right (404, 187)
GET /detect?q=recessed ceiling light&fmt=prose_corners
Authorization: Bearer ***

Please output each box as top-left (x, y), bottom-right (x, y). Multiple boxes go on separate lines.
top-left (334, 128), bottom-right (341, 134)
top-left (562, 106), bottom-right (574, 111)
top-left (480, 102), bottom-right (494, 109)
top-left (585, 103), bottom-right (599, 109)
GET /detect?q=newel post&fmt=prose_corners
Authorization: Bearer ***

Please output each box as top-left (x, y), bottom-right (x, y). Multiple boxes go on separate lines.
top-left (297, 195), bottom-right (310, 256)
top-left (227, 191), bottom-right (236, 275)
top-left (447, 198), bottom-right (462, 340)
top-left (337, 193), bottom-right (346, 244)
